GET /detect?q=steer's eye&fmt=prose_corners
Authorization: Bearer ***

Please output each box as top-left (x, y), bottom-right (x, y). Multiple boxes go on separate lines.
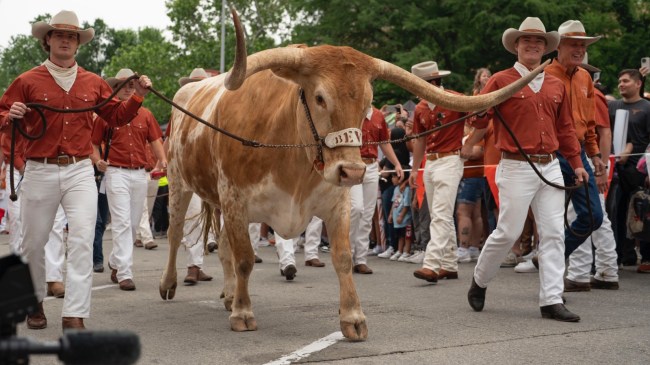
top-left (315, 95), bottom-right (325, 105)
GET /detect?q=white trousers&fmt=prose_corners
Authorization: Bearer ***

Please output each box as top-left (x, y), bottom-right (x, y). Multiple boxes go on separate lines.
top-left (275, 216), bottom-right (323, 270)
top-left (21, 159), bottom-right (97, 318)
top-left (6, 171), bottom-right (22, 254)
top-left (422, 155), bottom-right (464, 272)
top-left (44, 205), bottom-right (67, 282)
top-left (349, 161), bottom-right (379, 265)
top-left (474, 159), bottom-right (566, 307)
top-left (182, 193), bottom-right (216, 268)
top-left (566, 195), bottom-right (619, 283)
top-left (136, 177), bottom-right (159, 242)
top-left (249, 222), bottom-right (260, 254)
top-left (106, 167), bottom-right (147, 282)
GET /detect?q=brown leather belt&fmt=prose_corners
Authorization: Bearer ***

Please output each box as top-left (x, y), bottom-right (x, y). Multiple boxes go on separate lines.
top-left (426, 150), bottom-right (460, 161)
top-left (361, 157), bottom-right (376, 164)
top-left (502, 151), bottom-right (555, 164)
top-left (110, 165), bottom-right (145, 170)
top-left (28, 155), bottom-right (90, 166)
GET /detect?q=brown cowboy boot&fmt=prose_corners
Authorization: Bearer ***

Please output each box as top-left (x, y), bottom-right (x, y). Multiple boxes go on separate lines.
top-left (47, 281), bottom-right (65, 298)
top-left (27, 302), bottom-right (47, 329)
top-left (197, 269), bottom-right (213, 281)
top-left (62, 317), bottom-right (86, 330)
top-left (184, 266), bottom-right (200, 285)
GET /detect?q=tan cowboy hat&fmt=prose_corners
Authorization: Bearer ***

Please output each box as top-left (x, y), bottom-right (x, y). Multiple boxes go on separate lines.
top-left (501, 17), bottom-right (559, 55)
top-left (106, 68), bottom-right (135, 89)
top-left (580, 53), bottom-right (600, 73)
top-left (179, 68), bottom-right (209, 86)
top-left (558, 20), bottom-right (601, 46)
top-left (410, 61), bottom-right (451, 81)
top-left (31, 10), bottom-right (95, 45)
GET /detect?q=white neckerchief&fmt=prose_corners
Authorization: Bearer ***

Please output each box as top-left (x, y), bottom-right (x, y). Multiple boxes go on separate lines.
top-left (43, 59), bottom-right (78, 92)
top-left (426, 85), bottom-right (444, 110)
top-left (365, 107), bottom-right (373, 120)
top-left (514, 62), bottom-right (544, 93)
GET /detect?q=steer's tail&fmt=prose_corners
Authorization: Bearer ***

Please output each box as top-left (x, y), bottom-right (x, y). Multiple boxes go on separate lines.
top-left (200, 201), bottom-right (221, 254)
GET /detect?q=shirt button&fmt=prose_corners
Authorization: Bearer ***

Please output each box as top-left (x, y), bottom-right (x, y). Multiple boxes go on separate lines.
top-left (65, 107), bottom-right (70, 110)
top-left (65, 122), bottom-right (69, 125)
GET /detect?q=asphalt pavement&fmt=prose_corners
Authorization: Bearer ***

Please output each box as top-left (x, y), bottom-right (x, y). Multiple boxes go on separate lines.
top-left (2, 232), bottom-right (649, 365)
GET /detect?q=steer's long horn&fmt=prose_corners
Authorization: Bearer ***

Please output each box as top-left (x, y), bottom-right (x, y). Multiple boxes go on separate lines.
top-left (373, 59), bottom-right (550, 112)
top-left (224, 7), bottom-right (247, 90)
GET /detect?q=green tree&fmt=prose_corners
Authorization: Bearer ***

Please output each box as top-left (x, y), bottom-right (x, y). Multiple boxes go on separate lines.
top-left (104, 27), bottom-right (183, 123)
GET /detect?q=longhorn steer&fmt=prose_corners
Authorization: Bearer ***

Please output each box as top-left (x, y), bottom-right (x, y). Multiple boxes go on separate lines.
top-left (159, 11), bottom-right (546, 341)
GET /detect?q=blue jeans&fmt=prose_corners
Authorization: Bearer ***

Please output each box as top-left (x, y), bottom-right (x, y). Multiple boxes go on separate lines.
top-left (381, 185), bottom-right (396, 250)
top-left (93, 190), bottom-right (109, 265)
top-left (556, 149), bottom-right (603, 259)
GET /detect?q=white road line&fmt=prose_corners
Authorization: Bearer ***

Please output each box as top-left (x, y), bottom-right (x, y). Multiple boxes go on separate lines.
top-left (263, 331), bottom-right (344, 365)
top-left (43, 284), bottom-right (116, 302)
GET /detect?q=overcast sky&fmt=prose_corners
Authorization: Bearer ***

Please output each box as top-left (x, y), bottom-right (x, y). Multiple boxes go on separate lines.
top-left (0, 0), bottom-right (171, 49)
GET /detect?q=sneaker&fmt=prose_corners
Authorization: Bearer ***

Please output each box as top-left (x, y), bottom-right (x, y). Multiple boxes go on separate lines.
top-left (368, 245), bottom-right (383, 256)
top-left (406, 251), bottom-right (424, 264)
top-left (320, 245), bottom-right (330, 253)
top-left (457, 247), bottom-right (471, 263)
top-left (398, 253), bottom-right (412, 262)
top-left (522, 249), bottom-right (536, 261)
top-left (514, 259), bottom-right (538, 273)
top-left (389, 251), bottom-right (402, 261)
top-left (378, 246), bottom-right (395, 259)
top-left (267, 233), bottom-right (276, 245)
top-left (500, 251), bottom-right (520, 268)
top-left (258, 238), bottom-right (270, 247)
top-left (469, 247), bottom-right (480, 261)
top-left (637, 261), bottom-right (650, 273)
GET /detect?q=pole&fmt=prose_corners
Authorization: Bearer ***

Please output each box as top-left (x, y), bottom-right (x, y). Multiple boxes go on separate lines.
top-left (220, 0), bottom-right (226, 73)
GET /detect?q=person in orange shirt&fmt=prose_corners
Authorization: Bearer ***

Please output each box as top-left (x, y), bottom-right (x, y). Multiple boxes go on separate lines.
top-left (91, 68), bottom-right (166, 292)
top-left (409, 61), bottom-right (467, 283)
top-left (545, 20), bottom-right (604, 274)
top-left (0, 10), bottom-right (152, 331)
top-left (565, 56), bottom-right (619, 289)
top-left (462, 17), bottom-right (588, 322)
top-left (349, 106), bottom-right (402, 274)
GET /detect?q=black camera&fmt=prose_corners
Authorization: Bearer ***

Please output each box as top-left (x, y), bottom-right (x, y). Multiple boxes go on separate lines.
top-left (0, 254), bottom-right (141, 365)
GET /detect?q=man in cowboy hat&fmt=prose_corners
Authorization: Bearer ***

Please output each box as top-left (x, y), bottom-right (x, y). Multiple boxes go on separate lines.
top-left (545, 21), bottom-right (606, 289)
top-left (462, 17), bottom-right (588, 322)
top-left (151, 67), bottom-right (217, 285)
top-left (0, 10), bottom-right (153, 331)
top-left (348, 105), bottom-right (403, 274)
top-left (91, 68), bottom-right (166, 291)
top-left (408, 61), bottom-right (467, 283)
top-left (564, 54), bottom-right (620, 290)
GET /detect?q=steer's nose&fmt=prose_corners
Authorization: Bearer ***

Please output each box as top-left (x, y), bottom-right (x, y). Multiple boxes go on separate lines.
top-left (339, 163), bottom-right (366, 186)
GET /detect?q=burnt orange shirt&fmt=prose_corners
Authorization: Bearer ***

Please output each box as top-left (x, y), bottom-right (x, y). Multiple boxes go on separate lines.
top-left (0, 132), bottom-right (27, 171)
top-left (413, 90), bottom-right (466, 153)
top-left (483, 119), bottom-right (501, 167)
top-left (359, 107), bottom-right (389, 159)
top-left (473, 67), bottom-right (582, 169)
top-left (546, 59), bottom-right (599, 157)
top-left (92, 107), bottom-right (162, 168)
top-left (0, 65), bottom-right (143, 159)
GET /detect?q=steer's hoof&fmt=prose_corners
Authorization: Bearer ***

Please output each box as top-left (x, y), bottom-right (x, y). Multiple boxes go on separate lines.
top-left (340, 319), bottom-right (368, 341)
top-left (159, 281), bottom-right (177, 300)
top-left (230, 314), bottom-right (257, 332)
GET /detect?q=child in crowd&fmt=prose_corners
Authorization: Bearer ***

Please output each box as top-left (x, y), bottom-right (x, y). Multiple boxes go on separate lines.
top-left (388, 168), bottom-right (412, 261)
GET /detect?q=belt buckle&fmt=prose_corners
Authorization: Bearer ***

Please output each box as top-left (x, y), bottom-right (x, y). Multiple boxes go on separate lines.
top-left (57, 155), bottom-right (70, 165)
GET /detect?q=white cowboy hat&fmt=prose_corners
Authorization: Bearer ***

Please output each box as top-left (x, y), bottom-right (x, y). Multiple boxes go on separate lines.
top-left (106, 68), bottom-right (135, 89)
top-left (31, 10), bottom-right (94, 45)
top-left (179, 68), bottom-right (209, 86)
top-left (580, 53), bottom-right (600, 73)
top-left (410, 61), bottom-right (451, 81)
top-left (558, 20), bottom-right (601, 46)
top-left (501, 17), bottom-right (559, 55)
